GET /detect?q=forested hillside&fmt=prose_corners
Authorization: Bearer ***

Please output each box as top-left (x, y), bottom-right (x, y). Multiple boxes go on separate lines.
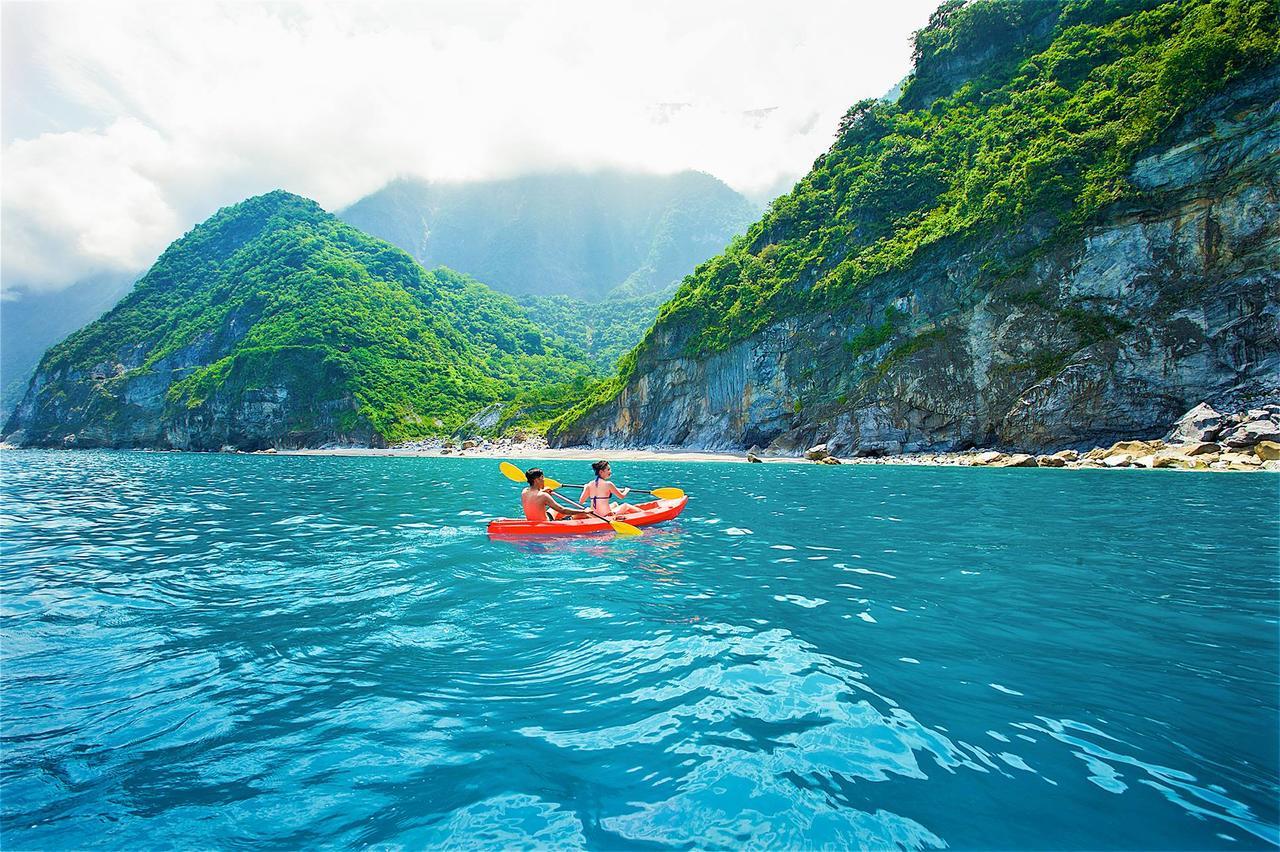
top-left (553, 0), bottom-right (1279, 452)
top-left (3, 192), bottom-right (597, 449)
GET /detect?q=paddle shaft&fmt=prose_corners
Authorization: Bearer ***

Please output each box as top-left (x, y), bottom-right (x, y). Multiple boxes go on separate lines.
top-left (562, 483), bottom-right (657, 496)
top-left (552, 491), bottom-right (617, 525)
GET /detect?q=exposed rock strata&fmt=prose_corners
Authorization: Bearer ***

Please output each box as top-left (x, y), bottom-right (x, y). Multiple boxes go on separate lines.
top-left (553, 69), bottom-right (1280, 457)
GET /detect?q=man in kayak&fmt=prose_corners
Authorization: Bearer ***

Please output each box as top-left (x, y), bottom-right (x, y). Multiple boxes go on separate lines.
top-left (522, 468), bottom-right (590, 521)
top-left (580, 460), bottom-right (640, 518)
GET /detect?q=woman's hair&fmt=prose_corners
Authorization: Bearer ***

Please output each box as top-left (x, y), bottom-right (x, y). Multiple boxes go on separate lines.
top-left (525, 467), bottom-right (544, 485)
top-left (591, 460), bottom-right (609, 475)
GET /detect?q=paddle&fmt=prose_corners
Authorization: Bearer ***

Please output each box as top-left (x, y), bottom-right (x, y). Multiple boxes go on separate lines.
top-left (499, 461), bottom-right (682, 500)
top-left (551, 491), bottom-right (643, 537)
top-left (561, 484), bottom-right (684, 500)
top-left (499, 461), bottom-right (561, 490)
top-left (498, 462), bottom-right (642, 537)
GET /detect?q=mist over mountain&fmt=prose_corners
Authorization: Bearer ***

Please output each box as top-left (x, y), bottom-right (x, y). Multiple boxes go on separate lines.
top-left (1, 272), bottom-right (138, 417)
top-left (339, 170), bottom-right (758, 302)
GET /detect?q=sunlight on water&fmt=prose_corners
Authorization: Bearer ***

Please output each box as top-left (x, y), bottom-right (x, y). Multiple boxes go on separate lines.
top-left (1, 451), bottom-right (1277, 848)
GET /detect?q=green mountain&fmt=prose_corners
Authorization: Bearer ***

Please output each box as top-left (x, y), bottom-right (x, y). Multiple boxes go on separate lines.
top-left (552, 0), bottom-right (1279, 452)
top-left (515, 289), bottom-right (674, 372)
top-left (338, 170), bottom-right (758, 302)
top-left (3, 192), bottom-right (597, 449)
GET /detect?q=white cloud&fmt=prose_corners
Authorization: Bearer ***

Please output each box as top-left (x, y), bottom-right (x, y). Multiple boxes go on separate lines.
top-left (1, 0), bottom-right (937, 293)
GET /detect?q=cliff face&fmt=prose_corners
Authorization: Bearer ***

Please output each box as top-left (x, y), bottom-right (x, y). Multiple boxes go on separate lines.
top-left (553, 68), bottom-right (1279, 454)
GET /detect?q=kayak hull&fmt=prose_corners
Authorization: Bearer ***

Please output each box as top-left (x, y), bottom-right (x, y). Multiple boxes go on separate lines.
top-left (488, 496), bottom-right (688, 537)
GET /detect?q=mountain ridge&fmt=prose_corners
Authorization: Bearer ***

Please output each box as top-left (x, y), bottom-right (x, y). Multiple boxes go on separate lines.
top-left (339, 169), bottom-right (758, 302)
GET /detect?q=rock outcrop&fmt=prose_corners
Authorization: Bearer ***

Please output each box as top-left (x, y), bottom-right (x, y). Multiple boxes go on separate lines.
top-left (553, 68), bottom-right (1280, 456)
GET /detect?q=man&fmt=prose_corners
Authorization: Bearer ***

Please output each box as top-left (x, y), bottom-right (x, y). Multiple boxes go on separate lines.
top-left (522, 467), bottom-right (590, 521)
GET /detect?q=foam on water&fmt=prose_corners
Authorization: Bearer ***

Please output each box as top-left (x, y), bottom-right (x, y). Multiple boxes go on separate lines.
top-left (1, 451), bottom-right (1277, 849)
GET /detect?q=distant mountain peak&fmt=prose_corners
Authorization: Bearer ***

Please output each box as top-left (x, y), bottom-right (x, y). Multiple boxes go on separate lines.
top-left (339, 169), bottom-right (757, 302)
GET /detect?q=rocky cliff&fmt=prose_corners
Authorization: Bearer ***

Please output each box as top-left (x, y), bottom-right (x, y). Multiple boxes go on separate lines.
top-left (552, 15), bottom-right (1279, 455)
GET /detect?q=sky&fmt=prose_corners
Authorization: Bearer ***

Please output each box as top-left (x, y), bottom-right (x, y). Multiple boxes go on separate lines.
top-left (2, 0), bottom-right (939, 294)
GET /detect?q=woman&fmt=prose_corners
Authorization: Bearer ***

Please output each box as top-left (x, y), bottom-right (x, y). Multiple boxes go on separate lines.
top-left (579, 460), bottom-right (640, 518)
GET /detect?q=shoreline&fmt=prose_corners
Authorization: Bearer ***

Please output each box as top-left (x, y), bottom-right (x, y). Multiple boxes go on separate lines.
top-left (275, 442), bottom-right (1278, 472)
top-left (4, 440), bottom-right (1276, 473)
top-left (281, 445), bottom-right (769, 464)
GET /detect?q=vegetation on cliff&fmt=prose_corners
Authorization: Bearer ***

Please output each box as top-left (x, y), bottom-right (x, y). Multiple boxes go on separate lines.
top-left (551, 0), bottom-right (1279, 435)
top-left (14, 192), bottom-right (599, 444)
top-left (515, 289), bottom-right (673, 371)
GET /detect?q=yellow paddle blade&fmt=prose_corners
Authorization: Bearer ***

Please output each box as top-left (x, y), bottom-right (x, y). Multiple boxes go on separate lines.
top-left (610, 519), bottom-right (643, 536)
top-left (649, 487), bottom-right (684, 500)
top-left (500, 461), bottom-right (561, 490)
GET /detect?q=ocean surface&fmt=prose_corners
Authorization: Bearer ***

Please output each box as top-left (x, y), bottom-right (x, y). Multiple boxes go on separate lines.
top-left (2, 450), bottom-right (1277, 849)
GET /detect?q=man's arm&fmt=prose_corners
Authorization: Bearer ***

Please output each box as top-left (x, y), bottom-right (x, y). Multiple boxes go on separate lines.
top-left (546, 491), bottom-right (590, 518)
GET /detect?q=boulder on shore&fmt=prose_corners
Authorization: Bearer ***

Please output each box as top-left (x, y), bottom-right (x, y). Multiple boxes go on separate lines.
top-left (1151, 452), bottom-right (1188, 469)
top-left (1220, 451), bottom-right (1262, 467)
top-left (1222, 419), bottom-right (1280, 448)
top-left (1105, 440), bottom-right (1163, 458)
top-left (804, 443), bottom-right (830, 460)
top-left (746, 452), bottom-right (763, 463)
top-left (973, 451), bottom-right (1006, 465)
top-left (994, 453), bottom-right (1037, 467)
top-left (1165, 403), bottom-right (1223, 444)
top-left (1052, 449), bottom-right (1080, 462)
top-left (818, 456), bottom-right (842, 465)
top-left (1254, 440), bottom-right (1280, 461)
top-left (1103, 453), bottom-right (1135, 467)
top-left (1181, 442), bottom-right (1220, 456)
top-left (1036, 455), bottom-right (1065, 467)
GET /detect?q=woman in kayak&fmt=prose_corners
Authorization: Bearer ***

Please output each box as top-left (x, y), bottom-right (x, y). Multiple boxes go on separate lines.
top-left (580, 460), bottom-right (640, 518)
top-left (522, 468), bottom-right (589, 521)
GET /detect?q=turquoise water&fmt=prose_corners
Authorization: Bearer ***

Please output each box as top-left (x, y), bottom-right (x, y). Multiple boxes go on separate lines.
top-left (2, 450), bottom-right (1277, 849)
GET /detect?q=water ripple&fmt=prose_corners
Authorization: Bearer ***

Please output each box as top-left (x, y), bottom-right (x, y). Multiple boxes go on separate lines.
top-left (1, 450), bottom-right (1276, 849)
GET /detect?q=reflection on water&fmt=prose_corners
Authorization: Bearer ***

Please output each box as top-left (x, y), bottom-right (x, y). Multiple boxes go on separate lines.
top-left (1, 451), bottom-right (1277, 849)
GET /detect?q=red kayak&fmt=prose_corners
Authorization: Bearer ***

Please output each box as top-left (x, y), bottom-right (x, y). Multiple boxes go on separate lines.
top-left (488, 496), bottom-right (689, 537)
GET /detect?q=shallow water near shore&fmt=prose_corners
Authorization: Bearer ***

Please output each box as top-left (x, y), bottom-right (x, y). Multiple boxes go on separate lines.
top-left (2, 450), bottom-right (1277, 849)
